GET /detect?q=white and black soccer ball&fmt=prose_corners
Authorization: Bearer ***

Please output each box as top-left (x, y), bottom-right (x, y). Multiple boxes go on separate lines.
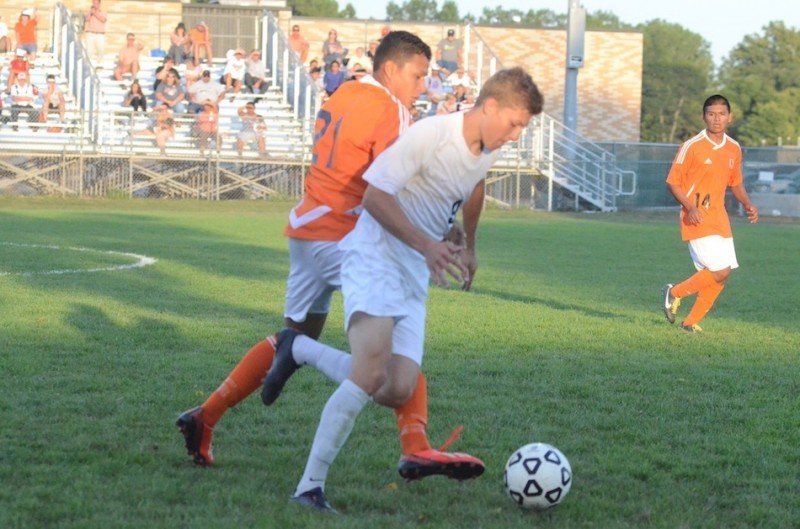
top-left (504, 442), bottom-right (572, 510)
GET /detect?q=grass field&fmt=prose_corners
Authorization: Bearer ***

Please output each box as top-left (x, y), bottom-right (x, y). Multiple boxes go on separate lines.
top-left (1, 197), bottom-right (798, 529)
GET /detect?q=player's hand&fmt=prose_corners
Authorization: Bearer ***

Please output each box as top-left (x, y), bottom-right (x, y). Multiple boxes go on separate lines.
top-left (459, 247), bottom-right (478, 291)
top-left (443, 222), bottom-right (465, 247)
top-left (745, 204), bottom-right (759, 224)
top-left (685, 206), bottom-right (704, 225)
top-left (425, 240), bottom-right (469, 289)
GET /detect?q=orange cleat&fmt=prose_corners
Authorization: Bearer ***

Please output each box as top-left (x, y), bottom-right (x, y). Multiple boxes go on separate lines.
top-left (398, 425), bottom-right (485, 481)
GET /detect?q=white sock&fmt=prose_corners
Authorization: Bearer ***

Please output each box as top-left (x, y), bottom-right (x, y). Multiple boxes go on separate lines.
top-left (294, 379), bottom-right (370, 495)
top-left (293, 335), bottom-right (352, 384)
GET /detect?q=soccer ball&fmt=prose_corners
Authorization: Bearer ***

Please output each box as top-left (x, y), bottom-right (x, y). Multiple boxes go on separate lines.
top-left (504, 442), bottom-right (572, 510)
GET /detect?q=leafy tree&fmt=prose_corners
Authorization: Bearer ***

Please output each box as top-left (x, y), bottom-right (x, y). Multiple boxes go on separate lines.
top-left (340, 2), bottom-right (356, 18)
top-left (287, 0), bottom-right (341, 18)
top-left (477, 7), bottom-right (564, 27)
top-left (386, 0), bottom-right (439, 21)
top-left (586, 10), bottom-right (631, 30)
top-left (638, 20), bottom-right (713, 143)
top-left (719, 22), bottom-right (800, 145)
top-left (438, 0), bottom-right (460, 23)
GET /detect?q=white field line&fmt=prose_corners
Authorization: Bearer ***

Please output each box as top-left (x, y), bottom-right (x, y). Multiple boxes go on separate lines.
top-left (0, 242), bottom-right (157, 276)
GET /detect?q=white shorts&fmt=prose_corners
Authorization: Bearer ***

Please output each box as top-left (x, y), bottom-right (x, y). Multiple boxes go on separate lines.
top-left (284, 238), bottom-right (343, 322)
top-left (688, 235), bottom-right (739, 272)
top-left (340, 243), bottom-right (427, 366)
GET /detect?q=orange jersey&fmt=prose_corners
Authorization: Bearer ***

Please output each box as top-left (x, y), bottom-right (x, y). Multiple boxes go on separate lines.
top-left (15, 20), bottom-right (37, 44)
top-left (285, 76), bottom-right (412, 241)
top-left (666, 130), bottom-right (743, 241)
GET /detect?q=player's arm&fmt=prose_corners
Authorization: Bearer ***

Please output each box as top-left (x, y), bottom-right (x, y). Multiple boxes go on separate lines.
top-left (363, 185), bottom-right (467, 288)
top-left (667, 181), bottom-right (703, 225)
top-left (459, 179), bottom-right (485, 291)
top-left (730, 184), bottom-right (758, 224)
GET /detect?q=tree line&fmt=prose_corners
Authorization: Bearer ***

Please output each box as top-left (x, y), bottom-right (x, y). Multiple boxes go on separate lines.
top-left (285, 0), bottom-right (800, 146)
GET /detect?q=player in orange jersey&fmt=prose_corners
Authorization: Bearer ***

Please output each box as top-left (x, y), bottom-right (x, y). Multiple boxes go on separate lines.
top-left (177, 31), bottom-right (484, 485)
top-left (661, 94), bottom-right (758, 333)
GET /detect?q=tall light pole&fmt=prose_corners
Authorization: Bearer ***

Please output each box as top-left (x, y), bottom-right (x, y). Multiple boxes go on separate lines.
top-left (564, 0), bottom-right (586, 135)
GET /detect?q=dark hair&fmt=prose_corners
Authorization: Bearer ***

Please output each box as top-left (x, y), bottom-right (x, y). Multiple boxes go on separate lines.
top-left (703, 94), bottom-right (730, 113)
top-left (476, 67), bottom-right (544, 116)
top-left (373, 30), bottom-right (431, 73)
top-left (175, 22), bottom-right (186, 33)
top-left (129, 80), bottom-right (142, 94)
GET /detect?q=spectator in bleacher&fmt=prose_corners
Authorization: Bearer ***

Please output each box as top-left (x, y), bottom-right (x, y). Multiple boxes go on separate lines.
top-left (323, 59), bottom-right (345, 97)
top-left (322, 29), bottom-right (347, 71)
top-left (424, 63), bottom-right (446, 116)
top-left (349, 46), bottom-right (372, 74)
top-left (182, 56), bottom-right (204, 89)
top-left (83, 0), bottom-right (108, 65)
top-left (308, 58), bottom-right (320, 72)
top-left (6, 48), bottom-right (29, 93)
top-left (236, 101), bottom-right (266, 156)
top-left (309, 66), bottom-right (323, 93)
top-left (168, 22), bottom-right (191, 66)
top-left (186, 69), bottom-right (225, 113)
top-left (453, 84), bottom-right (466, 104)
top-left (15, 9), bottom-right (38, 64)
top-left (378, 25), bottom-right (391, 42)
top-left (436, 29), bottom-right (462, 76)
top-left (192, 100), bottom-right (218, 155)
top-left (134, 105), bottom-right (175, 154)
top-left (113, 33), bottom-right (144, 82)
top-left (155, 71), bottom-right (186, 113)
top-left (348, 66), bottom-right (367, 82)
top-left (436, 92), bottom-right (458, 115)
top-left (124, 80), bottom-right (147, 112)
top-left (244, 49), bottom-right (269, 98)
top-left (189, 22), bottom-right (213, 66)
top-left (288, 24), bottom-right (309, 64)
top-left (366, 39), bottom-right (378, 62)
top-left (222, 48), bottom-right (246, 95)
top-left (0, 14), bottom-right (13, 54)
top-left (9, 72), bottom-right (39, 128)
top-left (458, 88), bottom-right (476, 112)
top-left (446, 66), bottom-right (475, 90)
top-left (154, 56), bottom-right (180, 91)
top-left (41, 74), bottom-right (66, 123)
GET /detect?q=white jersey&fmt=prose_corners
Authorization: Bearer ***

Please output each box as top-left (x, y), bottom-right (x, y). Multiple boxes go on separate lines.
top-left (340, 111), bottom-right (499, 297)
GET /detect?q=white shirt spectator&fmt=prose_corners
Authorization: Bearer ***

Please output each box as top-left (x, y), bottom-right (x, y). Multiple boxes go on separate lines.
top-left (223, 53), bottom-right (247, 81)
top-left (446, 69), bottom-right (474, 89)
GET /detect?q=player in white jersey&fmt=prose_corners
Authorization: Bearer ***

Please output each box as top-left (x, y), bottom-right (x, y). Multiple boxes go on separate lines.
top-left (289, 67), bottom-right (545, 513)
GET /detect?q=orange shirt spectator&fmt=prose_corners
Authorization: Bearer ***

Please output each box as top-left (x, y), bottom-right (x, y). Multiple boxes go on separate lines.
top-left (190, 22), bottom-right (213, 65)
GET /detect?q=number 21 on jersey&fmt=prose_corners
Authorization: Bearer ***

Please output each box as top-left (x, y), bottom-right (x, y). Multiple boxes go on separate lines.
top-left (312, 109), bottom-right (342, 169)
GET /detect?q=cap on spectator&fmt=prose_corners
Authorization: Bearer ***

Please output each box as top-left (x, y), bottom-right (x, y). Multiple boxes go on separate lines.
top-left (202, 100), bottom-right (217, 110)
top-left (431, 62), bottom-right (441, 70)
top-left (201, 70), bottom-right (211, 77)
top-left (235, 48), bottom-right (245, 56)
top-left (16, 48), bottom-right (26, 56)
top-left (18, 72), bottom-right (27, 79)
top-left (447, 29), bottom-right (455, 36)
top-left (22, 8), bottom-right (34, 17)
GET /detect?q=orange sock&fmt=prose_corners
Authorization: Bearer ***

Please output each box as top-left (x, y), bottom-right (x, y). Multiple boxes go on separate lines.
top-left (683, 282), bottom-right (725, 327)
top-left (395, 371), bottom-right (432, 455)
top-left (201, 335), bottom-right (276, 428)
top-left (672, 268), bottom-right (717, 298)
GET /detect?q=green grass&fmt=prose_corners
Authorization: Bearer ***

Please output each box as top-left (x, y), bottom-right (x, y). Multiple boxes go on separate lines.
top-left (1, 197), bottom-right (798, 529)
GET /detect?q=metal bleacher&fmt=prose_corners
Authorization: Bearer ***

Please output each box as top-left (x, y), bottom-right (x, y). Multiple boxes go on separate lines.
top-left (92, 57), bottom-right (308, 159)
top-left (0, 52), bottom-right (88, 151)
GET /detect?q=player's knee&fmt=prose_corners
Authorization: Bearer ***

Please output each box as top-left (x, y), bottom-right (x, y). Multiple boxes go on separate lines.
top-left (712, 267), bottom-right (731, 283)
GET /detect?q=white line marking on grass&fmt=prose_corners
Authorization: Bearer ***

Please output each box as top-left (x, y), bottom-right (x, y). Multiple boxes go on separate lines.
top-left (0, 242), bottom-right (157, 276)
